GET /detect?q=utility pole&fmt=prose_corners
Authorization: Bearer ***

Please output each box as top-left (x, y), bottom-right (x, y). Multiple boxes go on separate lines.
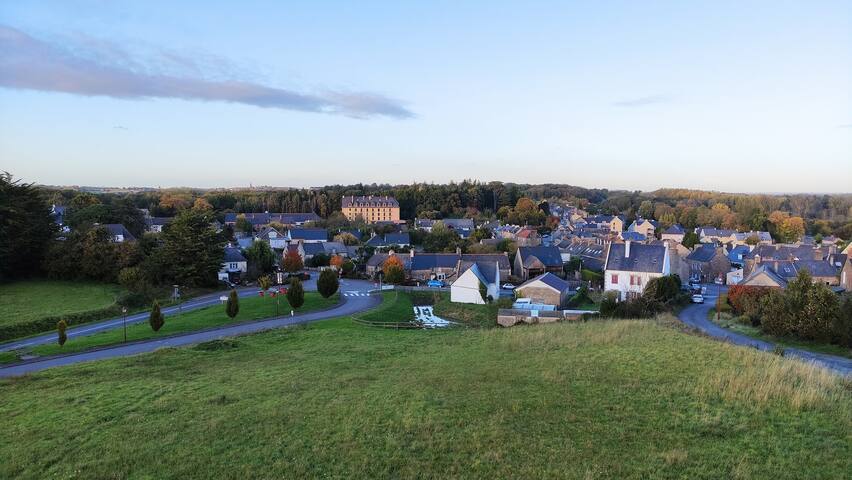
top-left (122, 307), bottom-right (128, 343)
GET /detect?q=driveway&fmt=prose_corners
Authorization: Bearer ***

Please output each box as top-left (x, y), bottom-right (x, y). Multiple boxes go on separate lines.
top-left (0, 285), bottom-right (380, 377)
top-left (679, 291), bottom-right (852, 376)
top-left (0, 279), bottom-right (373, 353)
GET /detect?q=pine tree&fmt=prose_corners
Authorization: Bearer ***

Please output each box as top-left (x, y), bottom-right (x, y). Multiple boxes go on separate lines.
top-left (226, 289), bottom-right (240, 319)
top-left (149, 300), bottom-right (165, 332)
top-left (287, 278), bottom-right (305, 309)
top-left (317, 269), bottom-right (339, 298)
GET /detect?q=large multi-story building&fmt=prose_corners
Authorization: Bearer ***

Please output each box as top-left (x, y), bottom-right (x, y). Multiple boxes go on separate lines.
top-left (341, 195), bottom-right (400, 223)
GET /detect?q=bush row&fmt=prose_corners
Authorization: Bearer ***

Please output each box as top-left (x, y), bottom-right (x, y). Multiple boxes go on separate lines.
top-left (0, 304), bottom-right (124, 342)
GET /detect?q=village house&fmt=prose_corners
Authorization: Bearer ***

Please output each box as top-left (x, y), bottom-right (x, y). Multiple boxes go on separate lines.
top-left (223, 212), bottom-right (321, 230)
top-left (660, 224), bottom-right (685, 243)
top-left (740, 259), bottom-right (840, 287)
top-left (515, 273), bottom-right (572, 308)
top-left (627, 218), bottom-right (657, 238)
top-left (145, 216), bottom-right (173, 233)
top-left (365, 232), bottom-right (411, 248)
top-left (840, 255), bottom-right (852, 291)
top-left (341, 195), bottom-right (401, 223)
top-left (219, 246), bottom-right (247, 282)
top-left (586, 215), bottom-right (625, 233)
top-left (102, 224), bottom-right (136, 243)
top-left (450, 261), bottom-right (501, 304)
top-left (685, 244), bottom-right (732, 283)
top-left (515, 227), bottom-right (541, 247)
top-left (603, 241), bottom-right (670, 301)
top-left (256, 226), bottom-right (287, 249)
top-left (514, 246), bottom-right (563, 280)
top-left (696, 227), bottom-right (736, 244)
top-left (286, 228), bottom-right (328, 243)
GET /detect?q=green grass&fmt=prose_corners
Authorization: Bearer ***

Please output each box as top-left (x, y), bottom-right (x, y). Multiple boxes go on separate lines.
top-left (0, 280), bottom-right (123, 328)
top-left (1, 315), bottom-right (849, 479)
top-left (432, 293), bottom-right (503, 327)
top-left (357, 291), bottom-right (414, 324)
top-left (4, 292), bottom-right (338, 361)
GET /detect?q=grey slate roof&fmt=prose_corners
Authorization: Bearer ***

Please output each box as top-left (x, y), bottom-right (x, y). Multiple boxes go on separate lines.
top-left (342, 195), bottom-right (399, 208)
top-left (288, 228), bottom-right (327, 241)
top-left (223, 247), bottom-right (246, 263)
top-left (517, 246), bottom-right (563, 268)
top-left (385, 232), bottom-right (411, 245)
top-left (103, 224), bottom-right (136, 241)
top-left (727, 245), bottom-right (751, 263)
top-left (518, 272), bottom-right (571, 292)
top-left (663, 224), bottom-right (684, 235)
top-left (605, 243), bottom-right (666, 273)
top-left (366, 253), bottom-right (412, 270)
top-left (411, 253), bottom-right (461, 270)
top-left (223, 212), bottom-right (320, 225)
top-left (302, 243), bottom-right (326, 256)
top-left (461, 253), bottom-right (511, 271)
top-left (458, 261), bottom-right (498, 284)
top-left (620, 232), bottom-right (647, 242)
top-left (686, 244), bottom-right (719, 263)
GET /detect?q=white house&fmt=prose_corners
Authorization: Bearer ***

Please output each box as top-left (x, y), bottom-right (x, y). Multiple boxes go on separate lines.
top-left (450, 262), bottom-right (500, 304)
top-left (603, 241), bottom-right (670, 301)
top-left (219, 246), bottom-right (247, 282)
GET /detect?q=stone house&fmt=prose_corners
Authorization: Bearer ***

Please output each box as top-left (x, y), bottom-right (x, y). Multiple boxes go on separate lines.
top-left (515, 273), bottom-right (572, 308)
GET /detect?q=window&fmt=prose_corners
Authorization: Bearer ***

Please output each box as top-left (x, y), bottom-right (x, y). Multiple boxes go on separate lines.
top-left (610, 274), bottom-right (619, 284)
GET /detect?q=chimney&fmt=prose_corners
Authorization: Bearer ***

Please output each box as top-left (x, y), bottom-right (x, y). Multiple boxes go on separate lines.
top-left (456, 246), bottom-right (462, 255)
top-left (410, 249), bottom-right (415, 259)
top-left (625, 240), bottom-right (631, 258)
top-left (754, 254), bottom-right (761, 264)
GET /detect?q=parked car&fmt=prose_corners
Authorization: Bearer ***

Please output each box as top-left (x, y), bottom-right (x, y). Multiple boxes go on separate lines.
top-left (287, 272), bottom-right (311, 281)
top-left (691, 294), bottom-right (705, 304)
top-left (502, 283), bottom-right (516, 290)
top-left (219, 279), bottom-right (236, 289)
top-left (426, 279), bottom-right (445, 288)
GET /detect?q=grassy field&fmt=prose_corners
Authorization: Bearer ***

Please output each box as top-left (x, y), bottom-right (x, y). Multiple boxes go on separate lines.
top-left (1, 315), bottom-right (850, 479)
top-left (3, 293), bottom-right (339, 361)
top-left (432, 293), bottom-right (502, 327)
top-left (0, 280), bottom-right (123, 328)
top-left (356, 291), bottom-right (414, 324)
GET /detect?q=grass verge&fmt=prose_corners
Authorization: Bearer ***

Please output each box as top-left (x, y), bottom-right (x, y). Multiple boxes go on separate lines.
top-left (0, 317), bottom-right (849, 479)
top-left (355, 291), bottom-right (414, 324)
top-left (3, 293), bottom-right (338, 362)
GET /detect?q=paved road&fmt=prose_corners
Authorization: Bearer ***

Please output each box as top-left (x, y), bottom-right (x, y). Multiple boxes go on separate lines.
top-left (0, 285), bottom-right (380, 377)
top-left (0, 278), bottom-right (371, 353)
top-left (678, 290), bottom-right (852, 376)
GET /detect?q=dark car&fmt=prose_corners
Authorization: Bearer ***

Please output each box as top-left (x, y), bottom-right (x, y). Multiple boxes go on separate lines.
top-left (287, 272), bottom-right (311, 281)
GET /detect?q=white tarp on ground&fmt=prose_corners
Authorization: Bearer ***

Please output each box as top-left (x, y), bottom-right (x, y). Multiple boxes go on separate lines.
top-left (413, 306), bottom-right (453, 328)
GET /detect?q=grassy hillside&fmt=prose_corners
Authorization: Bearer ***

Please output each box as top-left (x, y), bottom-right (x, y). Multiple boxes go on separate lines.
top-left (0, 280), bottom-right (123, 327)
top-left (1, 317), bottom-right (850, 479)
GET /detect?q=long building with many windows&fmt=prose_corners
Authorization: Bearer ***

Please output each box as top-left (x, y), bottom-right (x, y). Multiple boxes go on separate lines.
top-left (341, 195), bottom-right (400, 223)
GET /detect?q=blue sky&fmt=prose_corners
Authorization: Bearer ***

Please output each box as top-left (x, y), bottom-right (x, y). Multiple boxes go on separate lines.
top-left (1, 1), bottom-right (850, 192)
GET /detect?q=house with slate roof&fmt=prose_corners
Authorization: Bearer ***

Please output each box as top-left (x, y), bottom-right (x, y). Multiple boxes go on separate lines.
top-left (102, 224), bottom-right (136, 243)
top-left (515, 273), bottom-right (572, 307)
top-left (696, 227), bottom-right (736, 244)
top-left (685, 244), bottom-right (731, 283)
top-left (514, 246), bottom-right (564, 280)
top-left (620, 231), bottom-right (647, 242)
top-left (223, 212), bottom-right (320, 230)
top-left (365, 252), bottom-right (412, 277)
top-left (586, 215), bottom-right (625, 233)
top-left (604, 241), bottom-right (670, 301)
top-left (286, 228), bottom-right (327, 243)
top-left (840, 255), bottom-right (852, 291)
top-left (450, 261), bottom-right (501, 304)
top-left (145, 216), bottom-right (173, 233)
top-left (219, 246), bottom-right (247, 282)
top-left (661, 224), bottom-right (685, 243)
top-left (627, 218), bottom-right (658, 238)
top-left (342, 195), bottom-right (401, 223)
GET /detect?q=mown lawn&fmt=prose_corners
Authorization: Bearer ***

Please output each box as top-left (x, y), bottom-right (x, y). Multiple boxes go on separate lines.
top-left (6, 292), bottom-right (338, 361)
top-left (432, 292), bottom-right (502, 327)
top-left (1, 316), bottom-right (849, 479)
top-left (357, 291), bottom-right (414, 323)
top-left (0, 280), bottom-right (123, 328)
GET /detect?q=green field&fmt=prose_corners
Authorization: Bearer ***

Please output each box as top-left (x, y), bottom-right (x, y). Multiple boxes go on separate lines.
top-left (1, 314), bottom-right (849, 479)
top-left (356, 291), bottom-right (414, 324)
top-left (0, 280), bottom-right (123, 328)
top-left (432, 293), bottom-right (502, 327)
top-left (4, 292), bottom-right (339, 361)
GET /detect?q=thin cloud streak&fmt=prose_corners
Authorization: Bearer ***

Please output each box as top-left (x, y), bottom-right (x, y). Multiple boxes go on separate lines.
top-left (612, 94), bottom-right (671, 107)
top-left (0, 25), bottom-right (413, 119)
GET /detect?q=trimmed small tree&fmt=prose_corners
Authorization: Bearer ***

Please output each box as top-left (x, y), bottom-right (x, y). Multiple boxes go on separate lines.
top-left (258, 275), bottom-right (272, 291)
top-left (226, 289), bottom-right (240, 319)
top-left (317, 269), bottom-right (339, 298)
top-left (57, 319), bottom-right (68, 346)
top-left (287, 278), bottom-right (305, 309)
top-left (149, 300), bottom-right (165, 332)
top-left (282, 249), bottom-right (304, 273)
top-left (479, 281), bottom-right (489, 303)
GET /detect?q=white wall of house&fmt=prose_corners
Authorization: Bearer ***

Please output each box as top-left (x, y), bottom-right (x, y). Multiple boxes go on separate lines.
top-left (604, 270), bottom-right (665, 300)
top-left (450, 267), bottom-right (499, 304)
top-left (727, 269), bottom-right (744, 285)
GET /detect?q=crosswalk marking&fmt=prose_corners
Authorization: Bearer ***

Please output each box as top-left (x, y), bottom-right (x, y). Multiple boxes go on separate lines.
top-left (343, 292), bottom-right (370, 297)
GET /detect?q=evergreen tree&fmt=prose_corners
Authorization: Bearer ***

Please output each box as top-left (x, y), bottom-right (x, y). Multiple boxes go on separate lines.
top-left (226, 289), bottom-right (240, 319)
top-left (287, 278), bottom-right (305, 309)
top-left (317, 269), bottom-right (339, 298)
top-left (156, 209), bottom-right (226, 287)
top-left (57, 319), bottom-right (68, 346)
top-left (149, 301), bottom-right (165, 331)
top-left (0, 173), bottom-right (58, 280)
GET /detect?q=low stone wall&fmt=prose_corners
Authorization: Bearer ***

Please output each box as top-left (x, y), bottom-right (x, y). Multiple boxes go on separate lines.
top-left (497, 309), bottom-right (596, 327)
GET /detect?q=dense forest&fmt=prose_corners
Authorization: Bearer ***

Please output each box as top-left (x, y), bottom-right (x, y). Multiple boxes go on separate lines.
top-left (42, 181), bottom-right (852, 239)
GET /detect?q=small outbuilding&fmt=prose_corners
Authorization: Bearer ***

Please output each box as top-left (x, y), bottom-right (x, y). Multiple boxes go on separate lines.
top-left (515, 272), bottom-right (572, 308)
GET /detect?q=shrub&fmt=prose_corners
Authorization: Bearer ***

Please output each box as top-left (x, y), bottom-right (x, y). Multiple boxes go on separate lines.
top-left (287, 278), bottom-right (305, 309)
top-left (317, 269), bottom-right (339, 298)
top-left (643, 275), bottom-right (683, 305)
top-left (149, 300), bottom-right (165, 332)
top-left (726, 285), bottom-right (775, 326)
top-left (341, 259), bottom-right (355, 276)
top-left (57, 319), bottom-right (67, 346)
top-left (226, 289), bottom-right (239, 319)
top-left (567, 285), bottom-right (591, 308)
top-left (0, 304), bottom-right (124, 342)
top-left (383, 264), bottom-right (405, 285)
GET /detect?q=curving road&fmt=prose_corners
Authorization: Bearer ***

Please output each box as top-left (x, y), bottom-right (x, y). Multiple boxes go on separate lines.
top-left (0, 285), bottom-right (380, 378)
top-left (679, 295), bottom-right (852, 376)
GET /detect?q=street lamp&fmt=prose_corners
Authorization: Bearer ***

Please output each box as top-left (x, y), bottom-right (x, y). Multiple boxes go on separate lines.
top-left (122, 307), bottom-right (128, 343)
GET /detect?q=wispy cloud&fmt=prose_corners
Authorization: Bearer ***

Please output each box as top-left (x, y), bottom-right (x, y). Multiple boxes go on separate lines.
top-left (0, 25), bottom-right (413, 119)
top-left (838, 124), bottom-right (852, 129)
top-left (612, 94), bottom-right (671, 107)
